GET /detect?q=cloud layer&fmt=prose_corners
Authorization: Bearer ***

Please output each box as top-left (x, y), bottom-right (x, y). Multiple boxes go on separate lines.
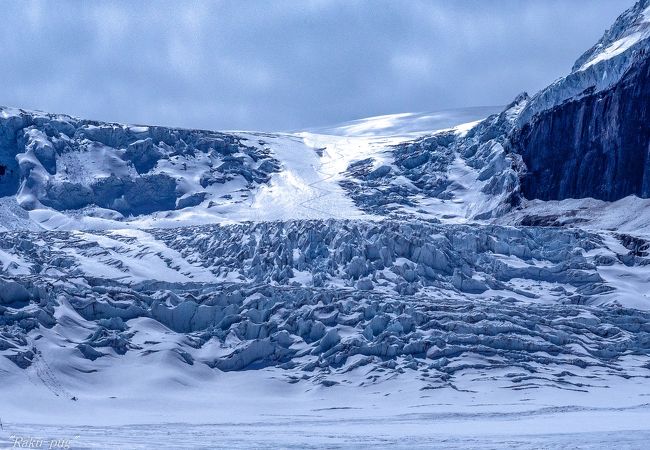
top-left (0, 0), bottom-right (635, 131)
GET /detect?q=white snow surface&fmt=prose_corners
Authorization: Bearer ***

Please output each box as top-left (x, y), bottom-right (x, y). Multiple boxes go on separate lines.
top-left (308, 106), bottom-right (501, 138)
top-left (2, 362), bottom-right (650, 449)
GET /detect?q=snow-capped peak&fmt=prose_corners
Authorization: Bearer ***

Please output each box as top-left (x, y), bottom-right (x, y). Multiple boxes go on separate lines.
top-left (573, 0), bottom-right (650, 71)
top-left (517, 0), bottom-right (650, 126)
top-left (573, 0), bottom-right (650, 72)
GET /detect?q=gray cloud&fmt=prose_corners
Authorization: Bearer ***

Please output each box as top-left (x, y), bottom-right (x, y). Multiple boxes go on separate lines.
top-left (0, 0), bottom-right (636, 131)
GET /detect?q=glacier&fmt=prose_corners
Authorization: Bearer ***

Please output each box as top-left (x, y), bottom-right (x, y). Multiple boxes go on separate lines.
top-left (2, 1), bottom-right (650, 448)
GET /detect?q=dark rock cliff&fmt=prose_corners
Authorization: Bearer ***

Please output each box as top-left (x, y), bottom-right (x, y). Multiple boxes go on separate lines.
top-left (511, 51), bottom-right (650, 201)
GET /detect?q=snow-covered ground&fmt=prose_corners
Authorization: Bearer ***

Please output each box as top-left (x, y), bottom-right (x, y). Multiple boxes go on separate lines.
top-left (2, 368), bottom-right (650, 448)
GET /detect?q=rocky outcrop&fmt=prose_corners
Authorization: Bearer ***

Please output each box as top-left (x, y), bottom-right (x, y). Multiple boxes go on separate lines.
top-left (509, 0), bottom-right (650, 202)
top-left (511, 52), bottom-right (650, 201)
top-left (0, 107), bottom-right (280, 216)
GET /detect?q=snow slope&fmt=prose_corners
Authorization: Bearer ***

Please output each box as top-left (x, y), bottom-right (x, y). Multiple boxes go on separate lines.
top-left (308, 106), bottom-right (501, 138)
top-left (1, 219), bottom-right (650, 448)
top-left (0, 106), bottom-right (496, 230)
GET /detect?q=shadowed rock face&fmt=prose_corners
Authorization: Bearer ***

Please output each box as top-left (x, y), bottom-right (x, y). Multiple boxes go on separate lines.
top-left (512, 51), bottom-right (650, 202)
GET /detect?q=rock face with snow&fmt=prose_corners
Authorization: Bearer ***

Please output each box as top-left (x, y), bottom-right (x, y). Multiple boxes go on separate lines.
top-left (512, 57), bottom-right (650, 201)
top-left (341, 94), bottom-right (528, 220)
top-left (517, 0), bottom-right (650, 126)
top-left (511, 0), bottom-right (650, 201)
top-left (0, 107), bottom-right (280, 218)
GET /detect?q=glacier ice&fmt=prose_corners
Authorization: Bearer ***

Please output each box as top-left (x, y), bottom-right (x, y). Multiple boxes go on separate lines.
top-left (0, 219), bottom-right (648, 388)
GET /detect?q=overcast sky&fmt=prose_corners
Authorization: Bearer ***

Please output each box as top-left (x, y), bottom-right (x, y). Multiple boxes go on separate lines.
top-left (0, 0), bottom-right (636, 131)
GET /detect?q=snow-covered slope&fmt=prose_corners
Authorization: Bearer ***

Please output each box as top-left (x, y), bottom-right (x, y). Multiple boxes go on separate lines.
top-left (308, 106), bottom-right (501, 137)
top-left (1, 220), bottom-right (650, 447)
top-left (0, 106), bottom-right (500, 230)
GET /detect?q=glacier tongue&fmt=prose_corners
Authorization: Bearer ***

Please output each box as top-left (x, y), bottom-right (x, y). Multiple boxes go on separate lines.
top-left (1, 219), bottom-right (648, 381)
top-left (1, 219), bottom-right (650, 446)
